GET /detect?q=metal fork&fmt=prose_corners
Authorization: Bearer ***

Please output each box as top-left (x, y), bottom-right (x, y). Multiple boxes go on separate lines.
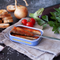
top-left (40, 35), bottom-right (60, 40)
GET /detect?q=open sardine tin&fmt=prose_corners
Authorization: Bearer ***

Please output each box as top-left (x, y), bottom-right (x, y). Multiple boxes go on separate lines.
top-left (9, 25), bottom-right (43, 46)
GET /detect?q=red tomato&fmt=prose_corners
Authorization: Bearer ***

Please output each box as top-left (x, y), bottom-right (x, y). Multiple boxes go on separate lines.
top-left (26, 22), bottom-right (33, 27)
top-left (30, 18), bottom-right (35, 25)
top-left (21, 19), bottom-right (27, 25)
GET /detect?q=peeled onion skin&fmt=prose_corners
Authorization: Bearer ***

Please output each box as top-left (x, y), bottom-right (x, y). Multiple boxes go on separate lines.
top-left (14, 5), bottom-right (28, 19)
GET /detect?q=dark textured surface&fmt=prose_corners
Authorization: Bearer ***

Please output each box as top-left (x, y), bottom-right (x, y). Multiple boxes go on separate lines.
top-left (0, 46), bottom-right (31, 60)
top-left (0, 0), bottom-right (60, 60)
top-left (0, 0), bottom-right (60, 13)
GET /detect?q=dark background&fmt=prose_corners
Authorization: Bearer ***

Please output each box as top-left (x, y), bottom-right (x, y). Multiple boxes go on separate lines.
top-left (0, 0), bottom-right (60, 13)
top-left (0, 0), bottom-right (60, 60)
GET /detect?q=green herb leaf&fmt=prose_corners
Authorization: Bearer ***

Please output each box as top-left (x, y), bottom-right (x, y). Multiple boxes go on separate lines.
top-left (42, 15), bottom-right (48, 22)
top-left (43, 24), bottom-right (47, 29)
top-left (50, 12), bottom-right (57, 20)
top-left (58, 27), bottom-right (60, 31)
top-left (54, 7), bottom-right (60, 13)
top-left (54, 30), bottom-right (59, 34)
top-left (52, 25), bottom-right (59, 33)
top-left (48, 21), bottom-right (55, 27)
top-left (56, 17), bottom-right (60, 22)
top-left (37, 19), bottom-right (45, 25)
top-left (50, 12), bottom-right (56, 17)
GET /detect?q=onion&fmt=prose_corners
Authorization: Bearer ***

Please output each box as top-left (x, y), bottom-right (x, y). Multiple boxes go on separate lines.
top-left (14, 0), bottom-right (28, 19)
top-left (14, 5), bottom-right (28, 19)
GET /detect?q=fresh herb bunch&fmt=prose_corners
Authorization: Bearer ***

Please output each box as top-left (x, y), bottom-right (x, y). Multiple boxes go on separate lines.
top-left (42, 7), bottom-right (60, 33)
top-left (29, 7), bottom-right (60, 34)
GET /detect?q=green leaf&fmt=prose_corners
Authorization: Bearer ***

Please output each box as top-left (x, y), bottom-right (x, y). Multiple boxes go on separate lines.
top-left (50, 12), bottom-right (57, 20)
top-left (52, 25), bottom-right (59, 33)
top-left (54, 7), bottom-right (60, 13)
top-left (54, 30), bottom-right (59, 34)
top-left (56, 17), bottom-right (60, 22)
top-left (58, 27), bottom-right (60, 31)
top-left (37, 19), bottom-right (45, 25)
top-left (48, 21), bottom-right (55, 27)
top-left (54, 11), bottom-right (60, 16)
top-left (52, 25), bottom-right (57, 31)
top-left (50, 16), bottom-right (56, 20)
top-left (42, 15), bottom-right (48, 22)
top-left (43, 24), bottom-right (47, 29)
top-left (50, 12), bottom-right (56, 17)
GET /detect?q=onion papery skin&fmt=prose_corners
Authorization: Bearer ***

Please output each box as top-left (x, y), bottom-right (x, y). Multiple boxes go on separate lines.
top-left (14, 5), bottom-right (28, 19)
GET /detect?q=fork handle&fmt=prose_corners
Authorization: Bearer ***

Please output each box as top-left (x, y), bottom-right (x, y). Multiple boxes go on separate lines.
top-left (41, 36), bottom-right (60, 40)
